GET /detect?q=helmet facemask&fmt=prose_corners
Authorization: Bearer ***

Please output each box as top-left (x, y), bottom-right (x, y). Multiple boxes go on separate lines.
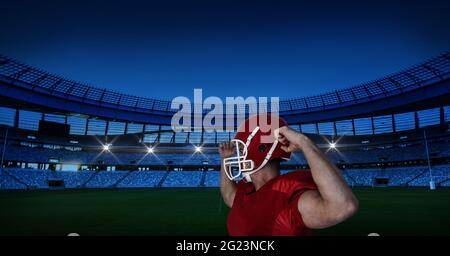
top-left (222, 114), bottom-right (291, 182)
top-left (223, 126), bottom-right (280, 182)
top-left (223, 139), bottom-right (254, 181)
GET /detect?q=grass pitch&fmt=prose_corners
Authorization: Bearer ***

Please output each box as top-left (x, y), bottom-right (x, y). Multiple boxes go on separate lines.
top-left (0, 188), bottom-right (449, 236)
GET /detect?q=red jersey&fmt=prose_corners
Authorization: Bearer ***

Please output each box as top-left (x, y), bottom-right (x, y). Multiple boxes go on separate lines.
top-left (227, 170), bottom-right (317, 236)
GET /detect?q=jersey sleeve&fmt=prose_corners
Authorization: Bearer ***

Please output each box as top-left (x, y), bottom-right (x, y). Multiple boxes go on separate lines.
top-left (287, 170), bottom-right (317, 200)
top-left (289, 171), bottom-right (317, 232)
top-left (272, 171), bottom-right (317, 235)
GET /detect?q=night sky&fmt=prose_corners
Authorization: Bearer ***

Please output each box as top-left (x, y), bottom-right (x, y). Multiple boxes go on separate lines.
top-left (1, 0), bottom-right (449, 101)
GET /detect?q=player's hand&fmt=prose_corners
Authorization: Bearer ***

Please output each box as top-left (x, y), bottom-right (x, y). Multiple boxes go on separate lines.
top-left (275, 126), bottom-right (312, 152)
top-left (219, 142), bottom-right (235, 158)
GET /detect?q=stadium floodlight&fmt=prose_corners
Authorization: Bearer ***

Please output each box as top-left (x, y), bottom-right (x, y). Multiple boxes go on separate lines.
top-left (147, 147), bottom-right (154, 154)
top-left (103, 144), bottom-right (111, 151)
top-left (329, 142), bottom-right (336, 149)
top-left (195, 146), bottom-right (202, 153)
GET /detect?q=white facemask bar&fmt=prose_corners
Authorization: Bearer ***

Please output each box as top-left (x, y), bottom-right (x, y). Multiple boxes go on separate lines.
top-left (223, 126), bottom-right (260, 181)
top-left (223, 139), bottom-right (254, 181)
top-left (242, 139), bottom-right (279, 182)
top-left (223, 126), bottom-right (279, 182)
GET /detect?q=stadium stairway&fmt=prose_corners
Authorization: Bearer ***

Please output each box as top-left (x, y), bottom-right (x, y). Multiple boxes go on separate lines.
top-left (405, 169), bottom-right (429, 186)
top-left (342, 170), bottom-right (361, 187)
top-left (199, 170), bottom-right (207, 187)
top-left (1, 169), bottom-right (29, 189)
top-left (438, 177), bottom-right (450, 186)
top-left (157, 170), bottom-right (171, 187)
top-left (111, 171), bottom-right (133, 188)
top-left (80, 171), bottom-right (98, 188)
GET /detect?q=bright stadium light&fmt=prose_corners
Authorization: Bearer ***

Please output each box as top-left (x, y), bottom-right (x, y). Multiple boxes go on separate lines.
top-left (147, 147), bottom-right (154, 154)
top-left (195, 146), bottom-right (202, 153)
top-left (103, 144), bottom-right (111, 151)
top-left (329, 142), bottom-right (336, 149)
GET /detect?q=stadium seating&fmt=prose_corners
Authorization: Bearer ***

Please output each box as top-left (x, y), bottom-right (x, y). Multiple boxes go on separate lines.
top-left (0, 169), bottom-right (27, 190)
top-left (1, 164), bottom-right (449, 190)
top-left (162, 171), bottom-right (203, 187)
top-left (85, 171), bottom-right (130, 188)
top-left (4, 168), bottom-right (50, 189)
top-left (407, 165), bottom-right (450, 186)
top-left (204, 171), bottom-right (220, 187)
top-left (116, 171), bottom-right (166, 188)
top-left (48, 170), bottom-right (94, 188)
top-left (2, 140), bottom-right (449, 167)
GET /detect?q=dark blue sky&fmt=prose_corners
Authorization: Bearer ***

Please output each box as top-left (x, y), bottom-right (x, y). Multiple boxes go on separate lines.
top-left (1, 0), bottom-right (449, 101)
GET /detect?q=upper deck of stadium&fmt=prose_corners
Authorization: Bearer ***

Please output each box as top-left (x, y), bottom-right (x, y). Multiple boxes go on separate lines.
top-left (0, 52), bottom-right (449, 171)
top-left (0, 52), bottom-right (449, 126)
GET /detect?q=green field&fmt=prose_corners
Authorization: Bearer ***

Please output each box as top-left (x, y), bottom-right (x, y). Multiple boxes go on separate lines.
top-left (0, 188), bottom-right (449, 236)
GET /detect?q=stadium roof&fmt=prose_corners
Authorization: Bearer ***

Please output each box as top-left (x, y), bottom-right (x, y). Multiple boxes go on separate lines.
top-left (0, 52), bottom-right (449, 125)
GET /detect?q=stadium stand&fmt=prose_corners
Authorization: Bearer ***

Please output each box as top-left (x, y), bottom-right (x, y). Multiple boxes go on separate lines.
top-left (1, 164), bottom-right (449, 190)
top-left (0, 139), bottom-right (449, 166)
top-left (0, 52), bottom-right (449, 191)
top-left (204, 171), bottom-right (220, 187)
top-left (116, 171), bottom-right (166, 188)
top-left (0, 169), bottom-right (27, 189)
top-left (162, 171), bottom-right (203, 187)
top-left (84, 171), bottom-right (129, 188)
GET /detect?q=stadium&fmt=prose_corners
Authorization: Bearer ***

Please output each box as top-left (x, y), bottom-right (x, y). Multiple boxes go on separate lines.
top-left (0, 51), bottom-right (449, 236)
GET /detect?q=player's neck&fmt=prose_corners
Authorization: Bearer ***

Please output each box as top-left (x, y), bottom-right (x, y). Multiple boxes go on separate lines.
top-left (251, 166), bottom-right (279, 191)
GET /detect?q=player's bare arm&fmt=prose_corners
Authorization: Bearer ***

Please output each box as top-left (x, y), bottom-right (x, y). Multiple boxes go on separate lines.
top-left (219, 142), bottom-right (237, 208)
top-left (276, 126), bottom-right (359, 229)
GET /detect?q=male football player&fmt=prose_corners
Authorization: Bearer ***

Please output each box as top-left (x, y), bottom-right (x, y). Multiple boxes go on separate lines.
top-left (219, 114), bottom-right (358, 236)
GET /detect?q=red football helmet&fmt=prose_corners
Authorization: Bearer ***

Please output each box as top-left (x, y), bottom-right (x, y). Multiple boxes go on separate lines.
top-left (223, 113), bottom-right (291, 182)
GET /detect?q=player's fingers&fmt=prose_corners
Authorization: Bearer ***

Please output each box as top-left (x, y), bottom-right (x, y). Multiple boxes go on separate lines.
top-left (274, 127), bottom-right (289, 139)
top-left (278, 136), bottom-right (289, 145)
top-left (276, 126), bottom-right (291, 137)
top-left (280, 145), bottom-right (292, 153)
top-left (274, 127), bottom-right (281, 139)
top-left (277, 126), bottom-right (288, 133)
top-left (279, 126), bottom-right (300, 141)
